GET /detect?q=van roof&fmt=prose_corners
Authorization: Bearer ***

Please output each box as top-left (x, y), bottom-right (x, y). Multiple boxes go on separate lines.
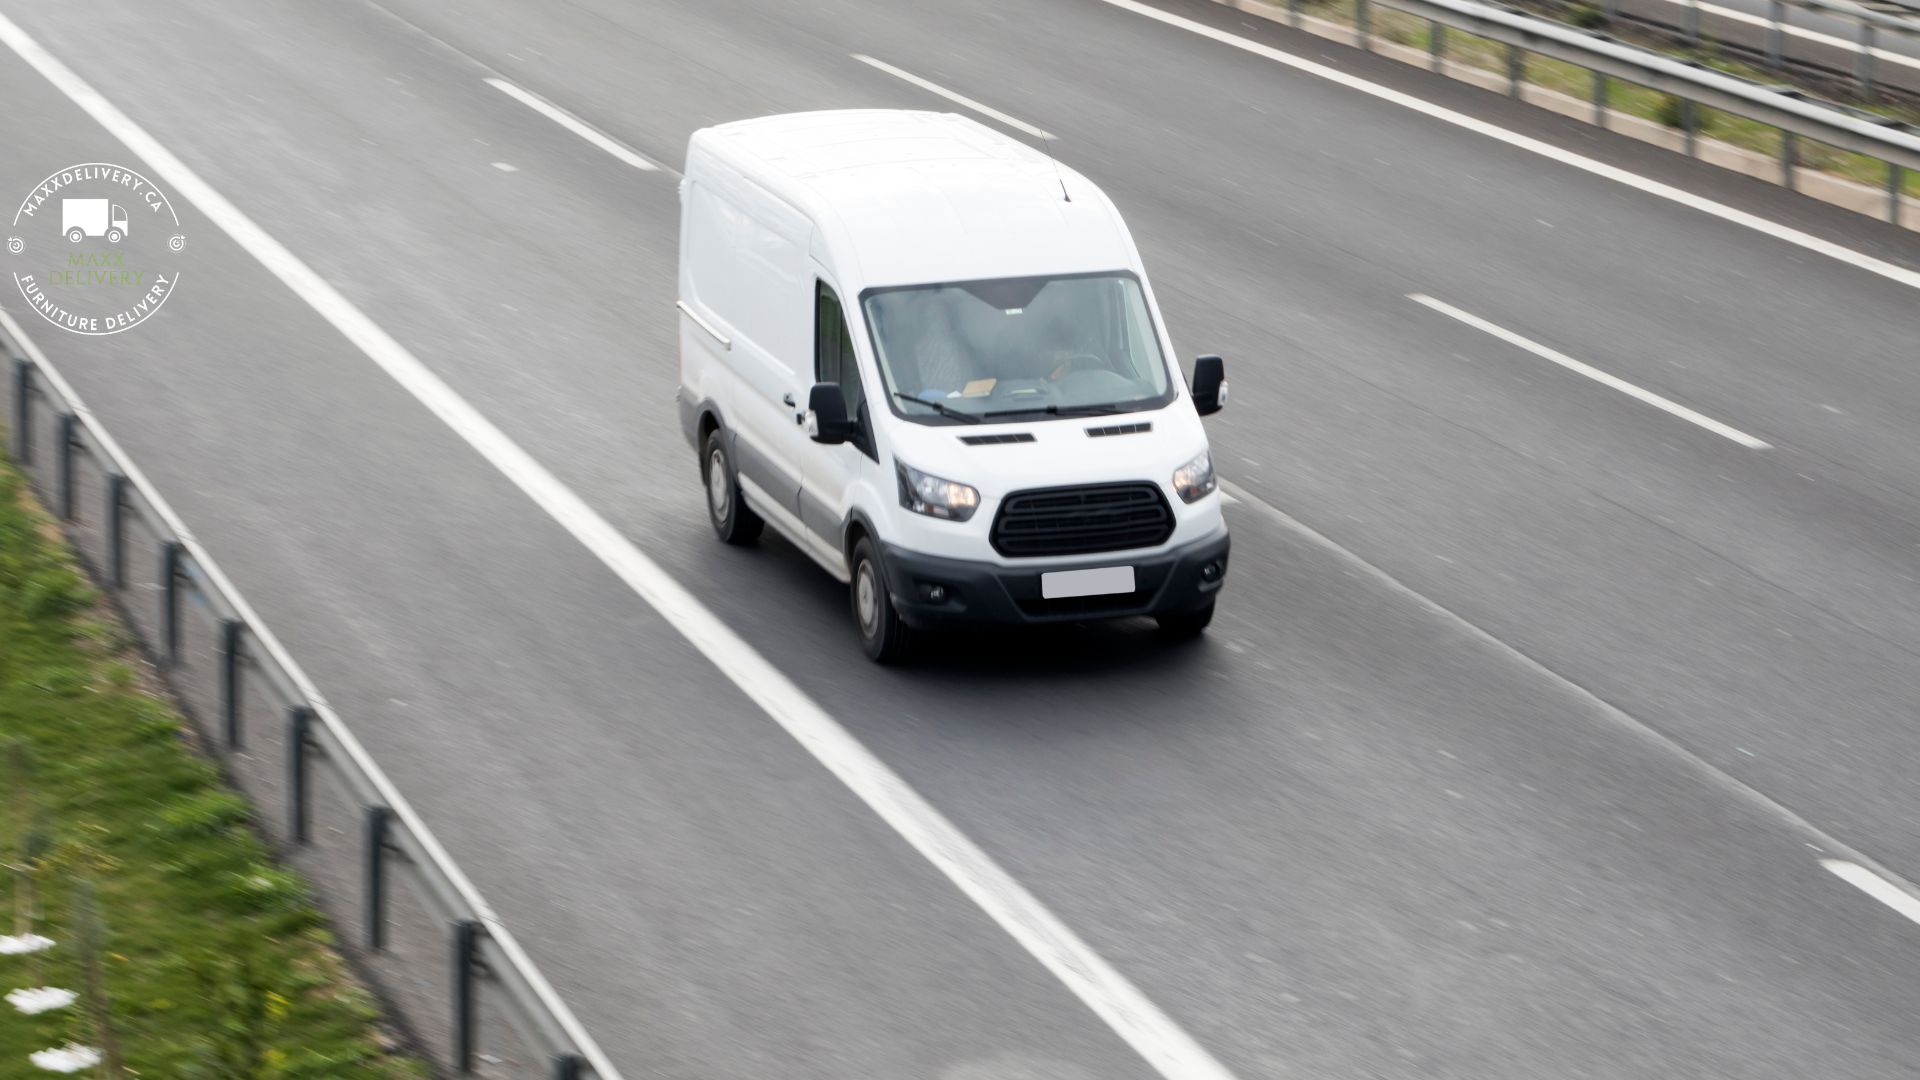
top-left (689, 110), bottom-right (1137, 289)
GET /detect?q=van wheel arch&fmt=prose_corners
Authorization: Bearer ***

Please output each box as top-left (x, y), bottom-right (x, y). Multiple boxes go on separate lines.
top-left (696, 407), bottom-right (723, 455)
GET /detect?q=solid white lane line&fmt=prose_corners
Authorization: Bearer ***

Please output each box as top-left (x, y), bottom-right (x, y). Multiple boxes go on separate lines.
top-left (1088, 0), bottom-right (1920, 294)
top-left (1408, 294), bottom-right (1771, 449)
top-left (485, 77), bottom-right (659, 171)
top-left (852, 53), bottom-right (1057, 140)
top-left (1823, 859), bottom-right (1920, 926)
top-left (0, 15), bottom-right (1234, 1080)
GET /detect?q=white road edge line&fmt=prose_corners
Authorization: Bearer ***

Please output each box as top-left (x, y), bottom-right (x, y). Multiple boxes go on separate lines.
top-left (852, 53), bottom-right (1057, 140)
top-left (1090, 0), bottom-right (1920, 295)
top-left (1822, 859), bottom-right (1920, 926)
top-left (1407, 294), bottom-right (1771, 448)
top-left (485, 77), bottom-right (659, 171)
top-left (0, 14), bottom-right (1234, 1080)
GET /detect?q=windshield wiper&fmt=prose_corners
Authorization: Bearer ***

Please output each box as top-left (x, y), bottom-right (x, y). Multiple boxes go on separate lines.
top-left (893, 391), bottom-right (983, 424)
top-left (978, 402), bottom-right (1129, 420)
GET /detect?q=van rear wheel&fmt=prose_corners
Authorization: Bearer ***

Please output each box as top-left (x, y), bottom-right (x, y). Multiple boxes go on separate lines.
top-left (850, 538), bottom-right (912, 664)
top-left (703, 429), bottom-right (762, 545)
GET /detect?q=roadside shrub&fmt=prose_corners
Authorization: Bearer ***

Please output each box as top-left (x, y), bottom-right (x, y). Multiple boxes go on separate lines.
top-left (1568, 3), bottom-right (1607, 28)
top-left (22, 566), bottom-right (94, 620)
top-left (1655, 93), bottom-right (1688, 129)
top-left (155, 790), bottom-right (251, 839)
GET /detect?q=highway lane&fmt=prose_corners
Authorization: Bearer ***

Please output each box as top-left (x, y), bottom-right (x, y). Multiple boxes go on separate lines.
top-left (0, 34), bottom-right (1161, 1080)
top-left (366, 0), bottom-right (1920, 879)
top-left (7, 0), bottom-right (1920, 1075)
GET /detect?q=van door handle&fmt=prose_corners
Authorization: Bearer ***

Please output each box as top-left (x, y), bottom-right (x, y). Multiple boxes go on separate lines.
top-left (783, 392), bottom-right (796, 407)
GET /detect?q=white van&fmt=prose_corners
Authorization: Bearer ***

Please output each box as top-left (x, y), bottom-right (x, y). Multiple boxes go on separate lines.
top-left (677, 110), bottom-right (1230, 662)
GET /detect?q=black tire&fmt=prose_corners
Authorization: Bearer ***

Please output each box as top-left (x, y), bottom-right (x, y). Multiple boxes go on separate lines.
top-left (702, 429), bottom-right (762, 545)
top-left (1156, 600), bottom-right (1215, 640)
top-left (850, 537), bottom-right (913, 664)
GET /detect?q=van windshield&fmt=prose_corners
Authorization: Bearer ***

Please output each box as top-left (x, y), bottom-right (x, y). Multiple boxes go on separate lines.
top-left (862, 273), bottom-right (1176, 425)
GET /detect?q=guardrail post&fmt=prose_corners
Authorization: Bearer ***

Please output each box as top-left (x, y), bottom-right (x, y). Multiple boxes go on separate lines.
top-left (1429, 21), bottom-right (1444, 72)
top-left (1685, 0), bottom-right (1700, 44)
top-left (453, 919), bottom-right (481, 1073)
top-left (1356, 0), bottom-right (1371, 49)
top-left (288, 706), bottom-right (312, 844)
top-left (1781, 130), bottom-right (1798, 189)
top-left (1506, 45), bottom-right (1523, 97)
top-left (1592, 71), bottom-right (1609, 126)
top-left (55, 412), bottom-right (77, 520)
top-left (1766, 0), bottom-right (1785, 67)
top-left (1604, 0), bottom-right (1617, 21)
top-left (160, 541), bottom-right (182, 664)
top-left (366, 805), bottom-right (391, 949)
top-left (1288, 0), bottom-right (1302, 28)
top-left (1856, 23), bottom-right (1875, 96)
top-left (105, 474), bottom-right (127, 588)
top-left (1681, 100), bottom-right (1698, 156)
top-left (10, 356), bottom-right (28, 466)
top-left (553, 1054), bottom-right (585, 1080)
top-left (221, 619), bottom-right (245, 748)
top-left (1891, 164), bottom-right (1905, 225)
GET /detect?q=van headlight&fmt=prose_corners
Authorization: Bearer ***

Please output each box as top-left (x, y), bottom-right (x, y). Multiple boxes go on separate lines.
top-left (1171, 450), bottom-right (1216, 503)
top-left (897, 461), bottom-right (980, 522)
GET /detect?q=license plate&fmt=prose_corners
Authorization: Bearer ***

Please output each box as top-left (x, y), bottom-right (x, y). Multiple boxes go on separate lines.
top-left (1041, 565), bottom-right (1136, 599)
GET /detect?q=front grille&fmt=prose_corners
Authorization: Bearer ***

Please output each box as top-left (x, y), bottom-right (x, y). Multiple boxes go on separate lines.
top-left (990, 482), bottom-right (1174, 557)
top-left (960, 433), bottom-right (1036, 445)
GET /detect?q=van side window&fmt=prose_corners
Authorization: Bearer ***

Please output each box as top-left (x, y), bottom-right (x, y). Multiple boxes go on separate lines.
top-left (815, 282), bottom-right (868, 435)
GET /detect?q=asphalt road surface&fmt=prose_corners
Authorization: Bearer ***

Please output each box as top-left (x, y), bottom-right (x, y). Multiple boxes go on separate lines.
top-left (5, 0), bottom-right (1920, 1076)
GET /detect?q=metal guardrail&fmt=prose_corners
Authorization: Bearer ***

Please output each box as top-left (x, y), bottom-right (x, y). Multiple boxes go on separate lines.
top-left (0, 307), bottom-right (619, 1080)
top-left (1607, 0), bottom-right (1920, 97)
top-left (1321, 0), bottom-right (1920, 222)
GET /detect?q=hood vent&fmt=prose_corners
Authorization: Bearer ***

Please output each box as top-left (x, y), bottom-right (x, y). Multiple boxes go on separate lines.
top-left (1086, 422), bottom-right (1152, 438)
top-left (960, 433), bottom-right (1036, 445)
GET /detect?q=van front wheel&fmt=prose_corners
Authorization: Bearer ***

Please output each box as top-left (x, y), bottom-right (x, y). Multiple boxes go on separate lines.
top-left (1155, 601), bottom-right (1215, 640)
top-left (703, 430), bottom-right (763, 545)
top-left (850, 538), bottom-right (912, 664)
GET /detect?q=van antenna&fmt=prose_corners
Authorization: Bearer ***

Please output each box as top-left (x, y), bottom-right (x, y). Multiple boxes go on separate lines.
top-left (1039, 132), bottom-right (1070, 203)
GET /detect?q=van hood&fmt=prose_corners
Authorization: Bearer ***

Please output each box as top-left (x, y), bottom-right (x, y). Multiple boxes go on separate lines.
top-left (882, 404), bottom-right (1210, 499)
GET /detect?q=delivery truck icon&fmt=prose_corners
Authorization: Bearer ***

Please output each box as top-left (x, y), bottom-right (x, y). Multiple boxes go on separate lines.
top-left (62, 198), bottom-right (128, 244)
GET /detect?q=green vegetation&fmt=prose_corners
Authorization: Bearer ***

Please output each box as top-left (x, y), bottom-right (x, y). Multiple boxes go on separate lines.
top-left (0, 453), bottom-right (426, 1079)
top-left (1291, 0), bottom-right (1920, 196)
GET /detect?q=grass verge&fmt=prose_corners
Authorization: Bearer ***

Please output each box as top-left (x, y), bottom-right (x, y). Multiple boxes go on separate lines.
top-left (0, 451), bottom-right (427, 1079)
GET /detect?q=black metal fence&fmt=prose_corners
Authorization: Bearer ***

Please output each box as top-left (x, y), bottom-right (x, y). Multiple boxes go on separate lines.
top-left (2, 312), bottom-right (615, 1080)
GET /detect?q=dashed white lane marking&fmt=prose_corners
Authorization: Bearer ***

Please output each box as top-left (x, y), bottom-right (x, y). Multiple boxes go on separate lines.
top-left (1823, 859), bottom-right (1920, 926)
top-left (0, 13), bottom-right (1234, 1080)
top-left (485, 77), bottom-right (659, 170)
top-left (852, 53), bottom-right (1057, 140)
top-left (1087, 0), bottom-right (1920, 295)
top-left (491, 161), bottom-right (519, 172)
top-left (1408, 294), bottom-right (1771, 449)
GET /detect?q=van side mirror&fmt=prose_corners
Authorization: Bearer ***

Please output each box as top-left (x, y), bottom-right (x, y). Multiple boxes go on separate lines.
top-left (1190, 355), bottom-right (1228, 416)
top-left (806, 383), bottom-right (856, 444)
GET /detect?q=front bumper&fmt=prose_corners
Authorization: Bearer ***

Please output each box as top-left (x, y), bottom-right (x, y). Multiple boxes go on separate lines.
top-left (878, 528), bottom-right (1230, 629)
